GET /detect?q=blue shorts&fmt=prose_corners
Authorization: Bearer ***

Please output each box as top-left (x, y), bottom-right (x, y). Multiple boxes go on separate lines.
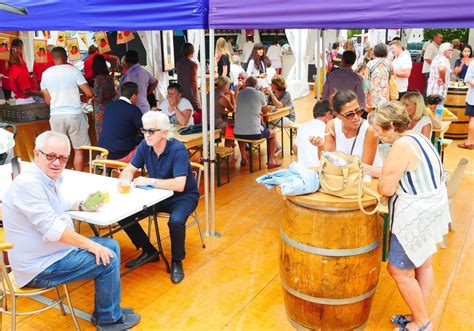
top-left (234, 127), bottom-right (270, 140)
top-left (388, 234), bottom-right (416, 270)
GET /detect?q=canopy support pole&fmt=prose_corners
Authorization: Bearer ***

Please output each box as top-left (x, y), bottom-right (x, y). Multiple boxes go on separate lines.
top-left (315, 29), bottom-right (320, 100)
top-left (199, 29), bottom-right (211, 240)
top-left (322, 29), bottom-right (327, 85)
top-left (205, 28), bottom-right (220, 238)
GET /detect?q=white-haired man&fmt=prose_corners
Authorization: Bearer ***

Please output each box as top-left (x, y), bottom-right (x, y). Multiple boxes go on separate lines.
top-left (1, 131), bottom-right (140, 330)
top-left (117, 111), bottom-right (199, 284)
top-left (426, 43), bottom-right (453, 97)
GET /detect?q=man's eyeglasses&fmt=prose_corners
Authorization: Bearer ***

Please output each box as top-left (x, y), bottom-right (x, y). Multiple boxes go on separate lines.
top-left (38, 150), bottom-right (69, 163)
top-left (339, 108), bottom-right (364, 120)
top-left (141, 128), bottom-right (162, 135)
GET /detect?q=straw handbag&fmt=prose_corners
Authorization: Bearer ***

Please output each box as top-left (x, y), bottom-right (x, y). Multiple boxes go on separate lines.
top-left (319, 151), bottom-right (380, 215)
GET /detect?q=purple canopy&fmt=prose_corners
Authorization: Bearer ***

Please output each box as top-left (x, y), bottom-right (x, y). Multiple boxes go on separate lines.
top-left (0, 0), bottom-right (208, 30)
top-left (209, 0), bottom-right (474, 29)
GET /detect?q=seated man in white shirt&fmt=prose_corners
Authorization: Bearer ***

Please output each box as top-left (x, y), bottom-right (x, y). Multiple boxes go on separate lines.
top-left (159, 83), bottom-right (194, 126)
top-left (1, 131), bottom-right (140, 330)
top-left (294, 100), bottom-right (333, 167)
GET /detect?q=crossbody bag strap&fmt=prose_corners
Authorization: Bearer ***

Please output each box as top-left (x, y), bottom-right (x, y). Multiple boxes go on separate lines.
top-left (350, 120), bottom-right (364, 155)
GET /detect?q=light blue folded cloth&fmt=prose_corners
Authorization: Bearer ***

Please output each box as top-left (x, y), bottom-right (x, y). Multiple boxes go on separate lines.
top-left (256, 162), bottom-right (320, 196)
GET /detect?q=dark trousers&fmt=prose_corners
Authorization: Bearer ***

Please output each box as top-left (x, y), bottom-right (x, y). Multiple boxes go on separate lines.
top-left (398, 91), bottom-right (407, 100)
top-left (118, 194), bottom-right (198, 262)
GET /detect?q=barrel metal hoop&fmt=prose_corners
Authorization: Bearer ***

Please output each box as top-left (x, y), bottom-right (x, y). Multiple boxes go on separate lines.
top-left (280, 229), bottom-right (379, 256)
top-left (288, 199), bottom-right (363, 211)
top-left (281, 278), bottom-right (377, 305)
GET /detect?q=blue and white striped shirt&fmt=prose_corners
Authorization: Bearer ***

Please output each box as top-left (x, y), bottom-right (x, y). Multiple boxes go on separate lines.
top-left (397, 134), bottom-right (444, 195)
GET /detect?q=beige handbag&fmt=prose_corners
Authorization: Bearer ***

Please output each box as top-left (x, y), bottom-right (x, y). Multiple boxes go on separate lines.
top-left (319, 151), bottom-right (381, 215)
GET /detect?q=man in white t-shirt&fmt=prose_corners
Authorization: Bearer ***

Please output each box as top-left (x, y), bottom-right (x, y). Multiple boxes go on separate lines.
top-left (159, 83), bottom-right (194, 126)
top-left (390, 40), bottom-right (413, 98)
top-left (41, 47), bottom-right (92, 171)
top-left (422, 33), bottom-right (443, 81)
top-left (294, 100), bottom-right (333, 168)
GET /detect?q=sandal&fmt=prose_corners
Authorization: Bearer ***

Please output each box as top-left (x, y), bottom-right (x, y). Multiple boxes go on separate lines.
top-left (394, 320), bottom-right (431, 331)
top-left (267, 162), bottom-right (282, 169)
top-left (391, 315), bottom-right (411, 327)
top-left (457, 143), bottom-right (474, 150)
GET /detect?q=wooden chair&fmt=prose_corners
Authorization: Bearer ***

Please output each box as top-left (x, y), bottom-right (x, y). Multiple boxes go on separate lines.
top-left (79, 145), bottom-right (109, 173)
top-left (91, 159), bottom-right (129, 178)
top-left (441, 157), bottom-right (469, 247)
top-left (0, 242), bottom-right (80, 331)
top-left (148, 162), bottom-right (206, 249)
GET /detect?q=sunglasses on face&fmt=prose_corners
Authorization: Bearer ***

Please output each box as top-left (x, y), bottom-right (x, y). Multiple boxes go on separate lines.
top-left (339, 107), bottom-right (364, 120)
top-left (141, 128), bottom-right (162, 135)
top-left (38, 150), bottom-right (69, 163)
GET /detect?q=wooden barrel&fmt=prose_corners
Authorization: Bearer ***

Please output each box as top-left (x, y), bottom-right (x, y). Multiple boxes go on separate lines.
top-left (280, 188), bottom-right (382, 330)
top-left (445, 86), bottom-right (469, 139)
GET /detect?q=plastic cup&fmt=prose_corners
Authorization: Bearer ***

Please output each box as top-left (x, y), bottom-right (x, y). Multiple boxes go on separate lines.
top-left (120, 179), bottom-right (131, 194)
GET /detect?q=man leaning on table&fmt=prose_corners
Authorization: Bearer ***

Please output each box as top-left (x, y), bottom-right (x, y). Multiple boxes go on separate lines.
top-left (1, 131), bottom-right (140, 330)
top-left (118, 111), bottom-right (199, 284)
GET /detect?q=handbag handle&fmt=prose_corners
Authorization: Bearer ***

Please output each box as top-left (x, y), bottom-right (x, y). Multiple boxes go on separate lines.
top-left (320, 167), bottom-right (349, 192)
top-left (357, 181), bottom-right (381, 215)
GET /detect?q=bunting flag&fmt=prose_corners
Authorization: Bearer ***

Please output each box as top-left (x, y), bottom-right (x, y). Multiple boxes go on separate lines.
top-left (78, 32), bottom-right (88, 47)
top-left (95, 31), bottom-right (111, 53)
top-left (0, 37), bottom-right (10, 61)
top-left (56, 31), bottom-right (66, 47)
top-left (33, 39), bottom-right (48, 63)
top-left (66, 38), bottom-right (81, 61)
top-left (117, 31), bottom-right (135, 44)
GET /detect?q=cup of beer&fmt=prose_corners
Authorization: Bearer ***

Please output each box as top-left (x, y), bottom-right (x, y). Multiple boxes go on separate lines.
top-left (120, 179), bottom-right (131, 194)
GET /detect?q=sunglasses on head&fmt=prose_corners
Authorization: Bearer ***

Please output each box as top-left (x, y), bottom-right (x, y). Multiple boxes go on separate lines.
top-left (38, 150), bottom-right (69, 163)
top-left (141, 128), bottom-right (162, 135)
top-left (339, 107), bottom-right (364, 120)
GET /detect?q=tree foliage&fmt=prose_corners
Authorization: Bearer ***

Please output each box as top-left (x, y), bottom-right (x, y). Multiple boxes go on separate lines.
top-left (424, 29), bottom-right (469, 43)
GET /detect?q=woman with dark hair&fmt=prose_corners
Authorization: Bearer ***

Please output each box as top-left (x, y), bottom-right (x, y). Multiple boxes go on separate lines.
top-left (313, 90), bottom-right (381, 166)
top-left (176, 42), bottom-right (199, 111)
top-left (246, 43), bottom-right (272, 82)
top-left (454, 44), bottom-right (473, 81)
top-left (328, 42), bottom-right (340, 72)
top-left (368, 101), bottom-right (450, 331)
top-left (92, 54), bottom-right (115, 138)
top-left (367, 43), bottom-right (390, 111)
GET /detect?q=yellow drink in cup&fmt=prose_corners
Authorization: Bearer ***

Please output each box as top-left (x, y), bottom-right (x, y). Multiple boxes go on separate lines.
top-left (120, 179), bottom-right (131, 194)
top-left (103, 191), bottom-right (110, 203)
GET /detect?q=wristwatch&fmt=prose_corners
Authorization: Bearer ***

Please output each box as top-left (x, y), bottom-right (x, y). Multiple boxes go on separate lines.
top-left (149, 178), bottom-right (156, 187)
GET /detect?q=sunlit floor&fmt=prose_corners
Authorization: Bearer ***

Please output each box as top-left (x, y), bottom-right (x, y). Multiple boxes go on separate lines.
top-left (2, 90), bottom-right (473, 330)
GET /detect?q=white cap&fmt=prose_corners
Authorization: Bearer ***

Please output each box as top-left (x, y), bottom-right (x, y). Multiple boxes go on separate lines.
top-left (439, 42), bottom-right (453, 54)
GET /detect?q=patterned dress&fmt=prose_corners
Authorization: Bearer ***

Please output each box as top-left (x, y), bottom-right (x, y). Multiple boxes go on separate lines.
top-left (93, 74), bottom-right (115, 138)
top-left (367, 58), bottom-right (390, 109)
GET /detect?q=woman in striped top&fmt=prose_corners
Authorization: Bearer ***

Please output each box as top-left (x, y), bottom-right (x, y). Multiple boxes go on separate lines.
top-left (369, 101), bottom-right (451, 331)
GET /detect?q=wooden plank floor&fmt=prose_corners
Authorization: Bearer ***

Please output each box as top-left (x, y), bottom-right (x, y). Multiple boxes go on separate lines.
top-left (3, 91), bottom-right (473, 330)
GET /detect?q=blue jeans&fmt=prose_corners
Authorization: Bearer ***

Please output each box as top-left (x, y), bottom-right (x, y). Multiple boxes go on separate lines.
top-left (27, 237), bottom-right (122, 325)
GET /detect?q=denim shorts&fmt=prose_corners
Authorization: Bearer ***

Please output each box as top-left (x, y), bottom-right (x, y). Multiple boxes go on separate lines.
top-left (388, 234), bottom-right (416, 269)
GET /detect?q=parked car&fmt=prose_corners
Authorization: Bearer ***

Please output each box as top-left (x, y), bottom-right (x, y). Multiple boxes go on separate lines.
top-left (407, 42), bottom-right (424, 62)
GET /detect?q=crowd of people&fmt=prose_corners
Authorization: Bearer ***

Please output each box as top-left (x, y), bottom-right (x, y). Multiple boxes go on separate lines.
top-left (0, 32), bottom-right (473, 331)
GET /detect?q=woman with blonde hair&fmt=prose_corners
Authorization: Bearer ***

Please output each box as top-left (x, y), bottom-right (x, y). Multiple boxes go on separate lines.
top-left (215, 37), bottom-right (232, 78)
top-left (368, 101), bottom-right (449, 331)
top-left (400, 91), bottom-right (440, 139)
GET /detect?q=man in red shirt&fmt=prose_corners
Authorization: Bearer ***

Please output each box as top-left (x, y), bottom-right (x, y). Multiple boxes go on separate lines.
top-left (33, 48), bottom-right (54, 88)
top-left (83, 45), bottom-right (118, 86)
